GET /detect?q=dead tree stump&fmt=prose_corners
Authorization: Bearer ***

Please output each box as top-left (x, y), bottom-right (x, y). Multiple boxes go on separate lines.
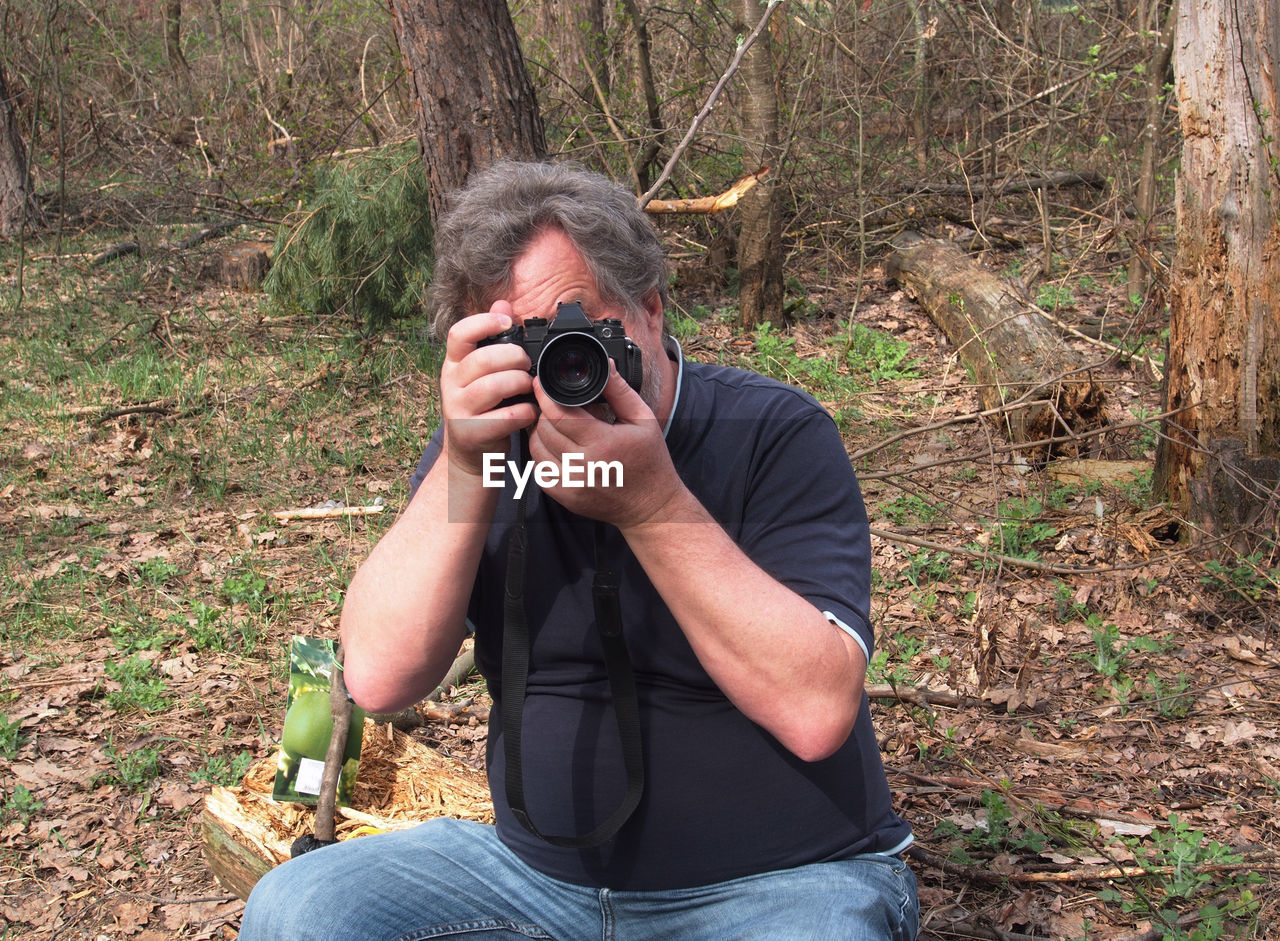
top-left (199, 240), bottom-right (273, 290)
top-left (1186, 439), bottom-right (1280, 555)
top-left (885, 232), bottom-right (1108, 455)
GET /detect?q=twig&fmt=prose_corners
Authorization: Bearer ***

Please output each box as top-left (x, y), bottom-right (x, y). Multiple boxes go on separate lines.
top-left (854, 408), bottom-right (1191, 478)
top-left (175, 218), bottom-right (241, 250)
top-left (869, 524), bottom-right (1156, 576)
top-left (425, 647), bottom-right (476, 703)
top-left (889, 170), bottom-right (1105, 197)
top-left (314, 646), bottom-right (352, 843)
top-left (865, 683), bottom-right (974, 708)
top-left (644, 167), bottom-right (771, 214)
top-left (636, 0), bottom-right (783, 209)
top-left (94, 404), bottom-right (173, 424)
top-left (907, 844), bottom-right (1280, 886)
top-left (942, 921), bottom-right (1055, 941)
top-left (90, 241), bottom-right (140, 266)
top-left (421, 700), bottom-right (489, 724)
top-left (272, 505), bottom-right (386, 522)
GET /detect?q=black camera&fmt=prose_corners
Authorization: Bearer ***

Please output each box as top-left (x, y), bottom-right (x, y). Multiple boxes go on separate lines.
top-left (479, 301), bottom-right (643, 407)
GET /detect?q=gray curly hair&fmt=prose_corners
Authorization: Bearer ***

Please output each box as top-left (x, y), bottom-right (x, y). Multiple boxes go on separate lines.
top-left (427, 161), bottom-right (669, 341)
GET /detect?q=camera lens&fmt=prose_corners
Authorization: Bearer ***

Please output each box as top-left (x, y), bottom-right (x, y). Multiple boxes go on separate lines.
top-left (538, 333), bottom-right (609, 406)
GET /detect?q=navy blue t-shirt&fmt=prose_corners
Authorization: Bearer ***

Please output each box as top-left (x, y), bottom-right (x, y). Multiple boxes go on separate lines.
top-left (409, 356), bottom-right (911, 890)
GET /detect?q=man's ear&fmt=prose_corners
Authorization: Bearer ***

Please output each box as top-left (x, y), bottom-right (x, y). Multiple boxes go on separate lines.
top-left (641, 290), bottom-right (665, 330)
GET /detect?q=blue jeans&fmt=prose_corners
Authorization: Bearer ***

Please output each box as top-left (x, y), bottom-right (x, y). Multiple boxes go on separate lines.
top-left (239, 818), bottom-right (918, 940)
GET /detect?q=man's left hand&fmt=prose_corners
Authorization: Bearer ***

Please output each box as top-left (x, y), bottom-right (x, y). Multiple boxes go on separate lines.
top-left (526, 363), bottom-right (682, 528)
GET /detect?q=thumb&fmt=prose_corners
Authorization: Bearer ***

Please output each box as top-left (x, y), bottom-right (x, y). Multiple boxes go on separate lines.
top-left (601, 360), bottom-right (651, 423)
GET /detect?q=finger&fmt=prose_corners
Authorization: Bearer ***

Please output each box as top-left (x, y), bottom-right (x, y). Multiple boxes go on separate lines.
top-left (599, 360), bottom-right (652, 424)
top-left (445, 309), bottom-right (514, 362)
top-left (460, 369), bottom-right (535, 416)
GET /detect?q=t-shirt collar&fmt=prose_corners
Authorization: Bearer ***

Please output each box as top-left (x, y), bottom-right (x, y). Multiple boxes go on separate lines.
top-left (661, 334), bottom-right (684, 440)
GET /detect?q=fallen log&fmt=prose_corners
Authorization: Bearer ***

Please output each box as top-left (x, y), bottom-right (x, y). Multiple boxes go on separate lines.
top-left (884, 232), bottom-right (1108, 454)
top-left (891, 170), bottom-right (1105, 198)
top-left (202, 719), bottom-right (493, 900)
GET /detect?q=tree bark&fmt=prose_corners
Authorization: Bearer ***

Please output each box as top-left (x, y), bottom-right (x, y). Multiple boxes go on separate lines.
top-left (885, 233), bottom-right (1109, 453)
top-left (202, 723), bottom-right (493, 900)
top-left (387, 0), bottom-right (546, 228)
top-left (1154, 0), bottom-right (1280, 528)
top-left (736, 0), bottom-right (784, 329)
top-left (619, 0), bottom-right (664, 193)
top-left (165, 0), bottom-right (191, 75)
top-left (0, 62), bottom-right (40, 239)
top-left (1127, 0), bottom-right (1177, 300)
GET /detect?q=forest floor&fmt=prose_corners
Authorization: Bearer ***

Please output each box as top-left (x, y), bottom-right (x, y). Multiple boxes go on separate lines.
top-left (1, 218), bottom-right (1277, 941)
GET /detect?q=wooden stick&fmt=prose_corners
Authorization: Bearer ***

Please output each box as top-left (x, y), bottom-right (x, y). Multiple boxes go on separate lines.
top-left (314, 647), bottom-right (352, 843)
top-left (644, 168), bottom-right (770, 215)
top-left (907, 844), bottom-right (1280, 885)
top-left (865, 683), bottom-right (974, 708)
top-left (272, 505), bottom-right (386, 521)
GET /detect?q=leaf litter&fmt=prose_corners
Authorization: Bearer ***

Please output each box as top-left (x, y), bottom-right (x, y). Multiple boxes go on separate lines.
top-left (0, 251), bottom-right (1276, 940)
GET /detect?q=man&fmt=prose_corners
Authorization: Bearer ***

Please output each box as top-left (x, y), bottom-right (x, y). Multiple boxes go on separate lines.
top-left (241, 162), bottom-right (917, 940)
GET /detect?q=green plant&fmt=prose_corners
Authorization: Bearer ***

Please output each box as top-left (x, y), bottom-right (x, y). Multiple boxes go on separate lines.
top-left (982, 497), bottom-right (1057, 562)
top-left (1118, 467), bottom-right (1155, 506)
top-left (104, 656), bottom-right (170, 713)
top-left (1129, 404), bottom-right (1160, 454)
top-left (108, 617), bottom-right (175, 654)
top-left (1200, 552), bottom-right (1280, 603)
top-left (879, 493), bottom-right (943, 526)
top-left (940, 789), bottom-right (1052, 863)
top-left (135, 557), bottom-right (181, 586)
top-left (0, 713), bottom-right (25, 759)
top-left (102, 740), bottom-right (164, 791)
top-left (1079, 617), bottom-right (1167, 707)
top-left (190, 749), bottom-right (255, 787)
top-left (843, 323), bottom-right (921, 383)
top-left (1036, 282), bottom-right (1076, 312)
top-left (903, 549), bottom-right (951, 588)
top-left (223, 570), bottom-right (269, 610)
top-left (1052, 578), bottom-right (1092, 622)
top-left (265, 141), bottom-right (434, 329)
top-left (866, 631), bottom-right (922, 686)
top-left (1097, 814), bottom-right (1261, 940)
top-left (2, 784), bottom-right (43, 827)
top-left (910, 588), bottom-right (939, 620)
top-left (1146, 671), bottom-right (1195, 719)
top-left (175, 600), bottom-right (226, 651)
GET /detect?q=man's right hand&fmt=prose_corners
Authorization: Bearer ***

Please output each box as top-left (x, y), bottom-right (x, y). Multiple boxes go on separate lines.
top-left (441, 302), bottom-right (537, 476)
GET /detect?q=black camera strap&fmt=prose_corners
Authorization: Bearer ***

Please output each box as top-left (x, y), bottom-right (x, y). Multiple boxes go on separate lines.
top-left (500, 491), bottom-right (645, 848)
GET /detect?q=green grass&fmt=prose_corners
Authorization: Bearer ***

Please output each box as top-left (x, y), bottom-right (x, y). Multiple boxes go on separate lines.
top-left (737, 320), bottom-right (921, 408)
top-left (0, 241), bottom-right (426, 808)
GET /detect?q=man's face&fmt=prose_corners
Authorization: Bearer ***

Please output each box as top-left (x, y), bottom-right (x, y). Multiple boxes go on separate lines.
top-left (503, 227), bottom-right (667, 414)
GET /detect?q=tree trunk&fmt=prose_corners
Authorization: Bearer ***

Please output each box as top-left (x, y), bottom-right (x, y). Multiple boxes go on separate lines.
top-left (885, 233), bottom-right (1109, 453)
top-left (910, 0), bottom-right (933, 173)
top-left (736, 0), bottom-right (784, 329)
top-left (164, 0), bottom-right (190, 75)
top-left (387, 0), bottom-right (546, 228)
top-left (619, 0), bottom-right (664, 193)
top-left (1127, 0), bottom-right (1176, 300)
top-left (0, 63), bottom-right (40, 239)
top-left (578, 0), bottom-right (611, 99)
top-left (1154, 0), bottom-right (1280, 535)
top-left (202, 722), bottom-right (493, 900)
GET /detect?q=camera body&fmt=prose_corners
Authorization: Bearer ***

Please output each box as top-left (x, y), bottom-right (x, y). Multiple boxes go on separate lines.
top-left (480, 301), bottom-right (643, 407)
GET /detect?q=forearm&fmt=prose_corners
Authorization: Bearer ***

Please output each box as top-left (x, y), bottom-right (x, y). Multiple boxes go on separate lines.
top-left (620, 486), bottom-right (867, 762)
top-left (340, 458), bottom-right (496, 713)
